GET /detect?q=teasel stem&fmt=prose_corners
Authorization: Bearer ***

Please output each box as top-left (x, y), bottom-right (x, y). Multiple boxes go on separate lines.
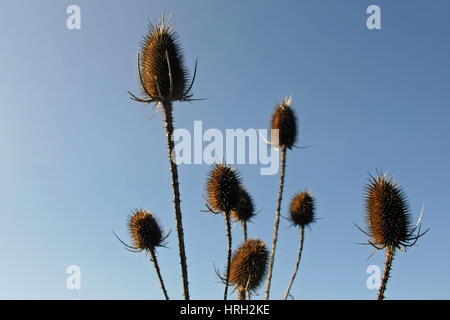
top-left (265, 145), bottom-right (287, 300)
top-left (243, 221), bottom-right (248, 242)
top-left (378, 246), bottom-right (395, 300)
top-left (224, 210), bottom-right (232, 300)
top-left (238, 288), bottom-right (246, 300)
top-left (148, 247), bottom-right (169, 300)
top-left (238, 276), bottom-right (252, 300)
top-left (283, 226), bottom-right (305, 300)
top-left (240, 219), bottom-right (249, 300)
top-left (161, 100), bottom-right (190, 300)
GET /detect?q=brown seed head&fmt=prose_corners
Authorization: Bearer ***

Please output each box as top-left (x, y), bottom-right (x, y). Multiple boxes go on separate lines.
top-left (140, 16), bottom-right (188, 102)
top-left (365, 172), bottom-right (412, 250)
top-left (207, 164), bottom-right (241, 213)
top-left (229, 238), bottom-right (268, 293)
top-left (271, 96), bottom-right (297, 149)
top-left (231, 187), bottom-right (256, 223)
top-left (289, 190), bottom-right (316, 227)
top-left (129, 209), bottom-right (164, 250)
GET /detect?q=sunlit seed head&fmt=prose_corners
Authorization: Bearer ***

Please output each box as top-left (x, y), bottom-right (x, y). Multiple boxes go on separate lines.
top-left (289, 190), bottom-right (316, 227)
top-left (139, 15), bottom-right (188, 102)
top-left (231, 187), bottom-right (256, 223)
top-left (271, 96), bottom-right (297, 149)
top-left (365, 171), bottom-right (412, 249)
top-left (229, 238), bottom-right (269, 293)
top-left (207, 163), bottom-right (241, 213)
top-left (128, 209), bottom-right (164, 250)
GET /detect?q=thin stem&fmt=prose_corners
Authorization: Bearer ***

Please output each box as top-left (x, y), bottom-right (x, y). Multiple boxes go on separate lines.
top-left (238, 288), bottom-right (246, 300)
top-left (377, 246), bottom-right (395, 300)
top-left (283, 226), bottom-right (305, 300)
top-left (224, 210), bottom-right (232, 300)
top-left (149, 248), bottom-right (169, 300)
top-left (243, 221), bottom-right (248, 242)
top-left (162, 101), bottom-right (190, 300)
top-left (237, 238), bottom-right (253, 301)
top-left (265, 146), bottom-right (287, 300)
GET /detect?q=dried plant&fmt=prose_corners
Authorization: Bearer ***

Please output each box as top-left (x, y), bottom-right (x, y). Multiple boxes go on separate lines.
top-left (120, 14), bottom-right (433, 302)
top-left (284, 190), bottom-right (316, 299)
top-left (128, 14), bottom-right (199, 300)
top-left (205, 163), bottom-right (242, 300)
top-left (358, 171), bottom-right (428, 300)
top-left (230, 239), bottom-right (269, 300)
top-left (265, 96), bottom-right (298, 300)
top-left (114, 209), bottom-right (170, 300)
top-left (231, 186), bottom-right (256, 241)
top-left (271, 96), bottom-right (297, 150)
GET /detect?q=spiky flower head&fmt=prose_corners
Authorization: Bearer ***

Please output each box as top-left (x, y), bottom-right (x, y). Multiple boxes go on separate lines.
top-left (207, 163), bottom-right (241, 213)
top-left (289, 190), bottom-right (316, 227)
top-left (231, 187), bottom-right (255, 223)
top-left (271, 96), bottom-right (297, 149)
top-left (129, 209), bottom-right (164, 251)
top-left (139, 15), bottom-right (190, 102)
top-left (365, 172), bottom-right (413, 250)
top-left (229, 238), bottom-right (269, 293)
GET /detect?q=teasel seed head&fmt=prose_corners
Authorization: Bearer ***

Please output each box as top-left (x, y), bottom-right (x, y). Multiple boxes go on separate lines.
top-left (271, 96), bottom-right (297, 149)
top-left (231, 187), bottom-right (256, 223)
top-left (129, 209), bottom-right (165, 251)
top-left (365, 171), bottom-right (413, 250)
top-left (289, 190), bottom-right (316, 228)
top-left (139, 15), bottom-right (189, 102)
top-left (229, 238), bottom-right (269, 293)
top-left (207, 163), bottom-right (242, 213)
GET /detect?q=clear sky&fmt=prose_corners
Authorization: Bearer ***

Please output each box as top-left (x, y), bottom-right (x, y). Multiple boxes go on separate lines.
top-left (0, 0), bottom-right (449, 299)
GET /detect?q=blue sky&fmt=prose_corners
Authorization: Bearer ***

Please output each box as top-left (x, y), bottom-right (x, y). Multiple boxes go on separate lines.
top-left (0, 0), bottom-right (449, 299)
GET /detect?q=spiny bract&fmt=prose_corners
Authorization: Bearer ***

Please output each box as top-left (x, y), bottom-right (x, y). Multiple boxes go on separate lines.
top-left (365, 172), bottom-right (412, 250)
top-left (271, 96), bottom-right (297, 149)
top-left (231, 187), bottom-right (255, 223)
top-left (229, 238), bottom-right (269, 292)
top-left (140, 16), bottom-right (188, 101)
top-left (207, 164), bottom-right (241, 213)
top-left (289, 190), bottom-right (316, 227)
top-left (129, 209), bottom-right (164, 250)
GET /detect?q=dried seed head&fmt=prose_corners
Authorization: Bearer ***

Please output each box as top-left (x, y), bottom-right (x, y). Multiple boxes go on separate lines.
top-left (365, 172), bottom-right (412, 250)
top-left (271, 96), bottom-right (297, 149)
top-left (129, 209), bottom-right (164, 250)
top-left (231, 187), bottom-right (256, 223)
top-left (140, 16), bottom-right (188, 101)
top-left (229, 238), bottom-right (269, 293)
top-left (289, 190), bottom-right (316, 227)
top-left (207, 164), bottom-right (241, 213)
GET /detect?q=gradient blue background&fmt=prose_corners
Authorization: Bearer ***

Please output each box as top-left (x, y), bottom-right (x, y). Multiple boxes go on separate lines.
top-left (1, 0), bottom-right (449, 299)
